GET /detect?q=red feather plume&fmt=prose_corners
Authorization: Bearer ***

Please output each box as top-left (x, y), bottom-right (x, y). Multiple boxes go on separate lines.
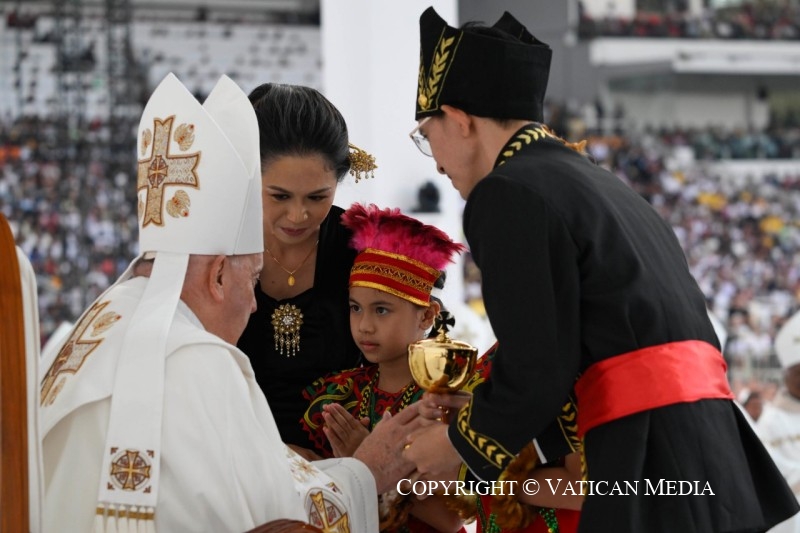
top-left (341, 203), bottom-right (465, 270)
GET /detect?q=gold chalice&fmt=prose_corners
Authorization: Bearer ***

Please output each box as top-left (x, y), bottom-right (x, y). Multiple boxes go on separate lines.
top-left (408, 329), bottom-right (478, 392)
top-left (408, 319), bottom-right (478, 425)
top-left (408, 310), bottom-right (478, 412)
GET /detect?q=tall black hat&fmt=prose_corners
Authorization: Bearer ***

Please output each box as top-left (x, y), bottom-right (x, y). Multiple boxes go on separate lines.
top-left (415, 7), bottom-right (552, 121)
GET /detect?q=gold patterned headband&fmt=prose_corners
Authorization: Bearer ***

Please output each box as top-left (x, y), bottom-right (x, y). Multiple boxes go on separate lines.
top-left (348, 143), bottom-right (377, 183)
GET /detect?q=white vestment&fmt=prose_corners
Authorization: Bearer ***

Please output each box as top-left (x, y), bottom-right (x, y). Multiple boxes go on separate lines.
top-left (41, 276), bottom-right (377, 532)
top-left (758, 389), bottom-right (800, 533)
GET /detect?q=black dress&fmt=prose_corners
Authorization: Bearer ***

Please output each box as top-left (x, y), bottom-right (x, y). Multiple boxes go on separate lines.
top-left (447, 124), bottom-right (799, 532)
top-left (237, 206), bottom-right (361, 449)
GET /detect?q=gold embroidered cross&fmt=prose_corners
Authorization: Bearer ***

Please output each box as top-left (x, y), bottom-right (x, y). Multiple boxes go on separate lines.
top-left (110, 449), bottom-right (152, 491)
top-left (137, 116), bottom-right (200, 226)
top-left (40, 300), bottom-right (112, 405)
top-left (309, 491), bottom-right (350, 533)
top-left (148, 155), bottom-right (168, 188)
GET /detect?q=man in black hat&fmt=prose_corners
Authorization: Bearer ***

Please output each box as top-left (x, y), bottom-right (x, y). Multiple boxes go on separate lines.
top-left (403, 7), bottom-right (799, 532)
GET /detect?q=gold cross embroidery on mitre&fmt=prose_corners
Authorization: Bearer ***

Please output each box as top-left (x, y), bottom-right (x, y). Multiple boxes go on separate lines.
top-left (137, 116), bottom-right (200, 226)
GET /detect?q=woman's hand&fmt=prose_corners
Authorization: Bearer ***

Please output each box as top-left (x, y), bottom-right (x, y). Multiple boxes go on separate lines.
top-left (322, 402), bottom-right (370, 457)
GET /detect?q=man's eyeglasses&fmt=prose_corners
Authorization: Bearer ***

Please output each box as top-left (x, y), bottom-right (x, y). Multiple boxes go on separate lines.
top-left (409, 117), bottom-right (432, 157)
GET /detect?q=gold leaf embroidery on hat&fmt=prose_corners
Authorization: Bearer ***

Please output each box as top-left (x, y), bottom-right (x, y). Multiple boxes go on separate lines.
top-left (137, 197), bottom-right (144, 221)
top-left (107, 448), bottom-right (154, 492)
top-left (40, 300), bottom-right (118, 406)
top-left (136, 116), bottom-right (201, 227)
top-left (348, 143), bottom-right (377, 182)
top-left (271, 303), bottom-right (304, 357)
top-left (166, 190), bottom-right (191, 218)
top-left (92, 311), bottom-right (122, 337)
top-left (418, 34), bottom-right (458, 111)
top-left (141, 129), bottom-right (152, 156)
top-left (173, 123), bottom-right (195, 151)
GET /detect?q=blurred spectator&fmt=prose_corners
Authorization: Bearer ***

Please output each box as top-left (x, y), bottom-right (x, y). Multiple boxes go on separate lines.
top-left (579, 2), bottom-right (800, 41)
top-left (757, 310), bottom-right (800, 533)
top-left (739, 388), bottom-right (765, 422)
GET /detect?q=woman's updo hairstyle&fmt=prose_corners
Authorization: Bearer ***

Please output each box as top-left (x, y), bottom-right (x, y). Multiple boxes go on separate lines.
top-left (248, 83), bottom-right (351, 181)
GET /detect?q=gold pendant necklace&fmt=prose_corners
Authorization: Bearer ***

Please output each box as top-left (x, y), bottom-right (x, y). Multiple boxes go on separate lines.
top-left (264, 239), bottom-right (319, 287)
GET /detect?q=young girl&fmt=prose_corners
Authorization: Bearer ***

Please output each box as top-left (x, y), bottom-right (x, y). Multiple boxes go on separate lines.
top-left (300, 203), bottom-right (466, 533)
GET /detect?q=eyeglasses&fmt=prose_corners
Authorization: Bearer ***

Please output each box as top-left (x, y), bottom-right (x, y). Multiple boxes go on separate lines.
top-left (409, 116), bottom-right (432, 157)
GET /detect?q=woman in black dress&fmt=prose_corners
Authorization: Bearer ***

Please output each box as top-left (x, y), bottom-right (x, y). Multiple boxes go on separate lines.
top-left (237, 83), bottom-right (374, 455)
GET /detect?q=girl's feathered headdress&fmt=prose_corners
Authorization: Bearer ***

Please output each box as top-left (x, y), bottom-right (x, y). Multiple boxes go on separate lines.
top-left (341, 203), bottom-right (465, 306)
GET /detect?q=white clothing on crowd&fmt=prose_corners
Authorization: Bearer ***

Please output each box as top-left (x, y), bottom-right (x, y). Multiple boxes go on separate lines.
top-left (758, 390), bottom-right (800, 533)
top-left (761, 310), bottom-right (800, 533)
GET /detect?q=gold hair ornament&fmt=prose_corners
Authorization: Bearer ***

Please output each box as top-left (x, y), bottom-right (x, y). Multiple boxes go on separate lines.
top-left (348, 143), bottom-right (377, 182)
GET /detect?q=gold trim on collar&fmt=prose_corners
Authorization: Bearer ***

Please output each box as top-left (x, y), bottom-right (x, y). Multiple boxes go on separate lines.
top-left (497, 124), bottom-right (588, 167)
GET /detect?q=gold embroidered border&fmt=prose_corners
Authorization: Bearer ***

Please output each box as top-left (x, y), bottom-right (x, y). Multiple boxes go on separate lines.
top-left (498, 125), bottom-right (588, 167)
top-left (461, 367), bottom-right (486, 394)
top-left (362, 248), bottom-right (440, 276)
top-left (40, 300), bottom-right (119, 406)
top-left (350, 281), bottom-right (430, 308)
top-left (497, 126), bottom-right (556, 166)
top-left (304, 377), bottom-right (359, 431)
top-left (456, 401), bottom-right (515, 470)
top-left (308, 490), bottom-right (350, 532)
top-left (557, 395), bottom-right (582, 454)
top-left (351, 262), bottom-right (433, 294)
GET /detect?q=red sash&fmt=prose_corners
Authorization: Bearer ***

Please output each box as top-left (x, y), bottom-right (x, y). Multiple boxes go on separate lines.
top-left (575, 340), bottom-right (733, 437)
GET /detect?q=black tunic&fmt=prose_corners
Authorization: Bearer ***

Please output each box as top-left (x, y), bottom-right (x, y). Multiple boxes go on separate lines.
top-left (448, 124), bottom-right (798, 532)
top-left (237, 206), bottom-right (361, 449)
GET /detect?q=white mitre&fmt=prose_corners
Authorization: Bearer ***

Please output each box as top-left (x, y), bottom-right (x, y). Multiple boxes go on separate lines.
top-left (135, 73), bottom-right (262, 255)
top-left (775, 310), bottom-right (800, 370)
top-left (94, 73), bottom-right (263, 531)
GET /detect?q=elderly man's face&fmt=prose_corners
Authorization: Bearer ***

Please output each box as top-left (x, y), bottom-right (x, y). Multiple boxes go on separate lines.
top-left (220, 253), bottom-right (262, 345)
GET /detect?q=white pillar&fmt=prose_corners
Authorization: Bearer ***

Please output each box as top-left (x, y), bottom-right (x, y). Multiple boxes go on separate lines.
top-left (321, 1), bottom-right (496, 352)
top-left (320, 0), bottom-right (457, 213)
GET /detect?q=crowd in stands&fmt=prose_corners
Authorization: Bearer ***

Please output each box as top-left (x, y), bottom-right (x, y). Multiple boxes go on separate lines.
top-left (1, 115), bottom-right (140, 346)
top-left (5, 94), bottom-right (800, 406)
top-left (573, 123), bottom-right (800, 399)
top-left (559, 104), bottom-right (800, 161)
top-left (579, 1), bottom-right (800, 40)
top-left (5, 105), bottom-right (800, 394)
